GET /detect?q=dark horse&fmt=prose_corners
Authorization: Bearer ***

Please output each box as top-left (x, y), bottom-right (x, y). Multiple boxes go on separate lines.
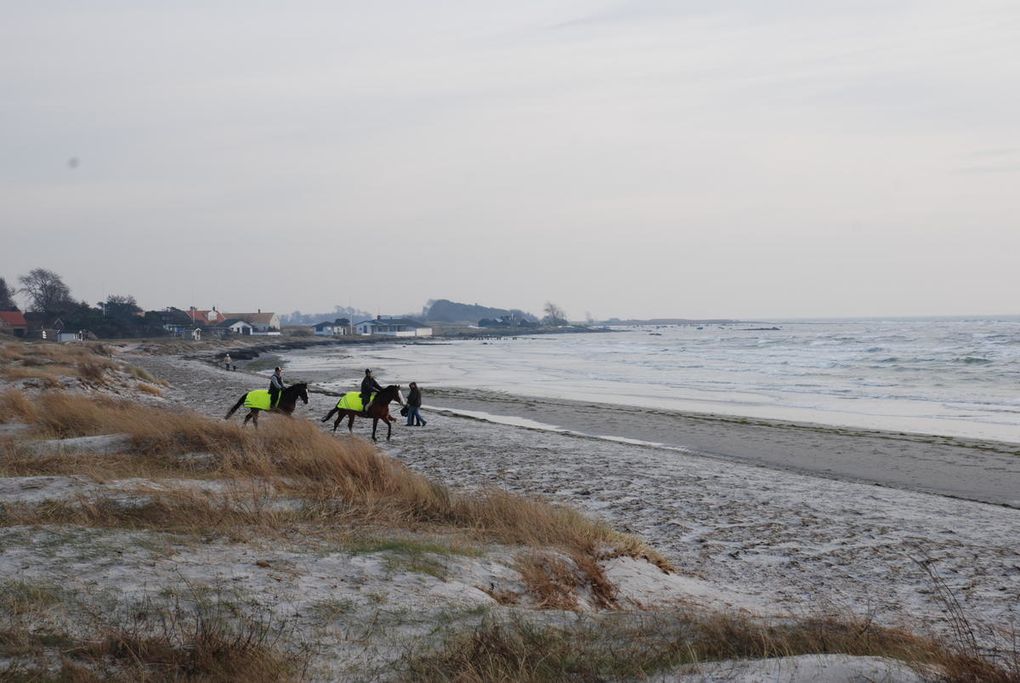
top-left (224, 383), bottom-right (309, 428)
top-left (320, 385), bottom-right (404, 441)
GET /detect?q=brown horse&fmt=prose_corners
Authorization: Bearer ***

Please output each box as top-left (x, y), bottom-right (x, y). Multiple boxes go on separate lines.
top-left (320, 385), bottom-right (404, 441)
top-left (224, 383), bottom-right (309, 428)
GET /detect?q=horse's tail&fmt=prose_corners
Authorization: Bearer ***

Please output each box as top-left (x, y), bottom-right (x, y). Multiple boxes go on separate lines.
top-left (224, 393), bottom-right (247, 420)
top-left (321, 407), bottom-right (338, 423)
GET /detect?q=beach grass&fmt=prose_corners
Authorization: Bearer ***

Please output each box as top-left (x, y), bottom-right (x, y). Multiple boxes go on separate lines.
top-left (403, 611), bottom-right (1019, 683)
top-left (0, 388), bottom-right (669, 571)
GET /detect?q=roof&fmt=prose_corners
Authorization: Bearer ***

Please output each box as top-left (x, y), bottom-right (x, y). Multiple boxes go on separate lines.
top-left (225, 312), bottom-right (277, 325)
top-left (220, 318), bottom-right (253, 328)
top-left (188, 309), bottom-right (225, 324)
top-left (0, 311), bottom-right (27, 327)
top-left (312, 321), bottom-right (337, 329)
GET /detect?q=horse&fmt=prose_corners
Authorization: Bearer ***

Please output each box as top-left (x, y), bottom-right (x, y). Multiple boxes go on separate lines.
top-left (320, 385), bottom-right (404, 441)
top-left (224, 383), bottom-right (309, 428)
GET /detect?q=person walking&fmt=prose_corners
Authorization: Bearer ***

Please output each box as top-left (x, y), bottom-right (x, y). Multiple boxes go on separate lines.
top-left (224, 353), bottom-right (232, 371)
top-left (268, 366), bottom-right (286, 408)
top-left (361, 369), bottom-right (383, 415)
top-left (405, 381), bottom-right (426, 426)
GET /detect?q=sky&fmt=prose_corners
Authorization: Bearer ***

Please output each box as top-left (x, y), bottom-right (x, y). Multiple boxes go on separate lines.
top-left (2, 1), bottom-right (1019, 320)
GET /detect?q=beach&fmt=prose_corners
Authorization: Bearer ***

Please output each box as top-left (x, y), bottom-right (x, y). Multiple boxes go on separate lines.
top-left (132, 349), bottom-right (1020, 652)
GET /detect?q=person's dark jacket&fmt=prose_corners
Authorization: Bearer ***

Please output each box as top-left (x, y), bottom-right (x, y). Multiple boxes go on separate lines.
top-left (407, 387), bottom-right (421, 407)
top-left (361, 376), bottom-right (383, 396)
top-left (269, 374), bottom-right (285, 392)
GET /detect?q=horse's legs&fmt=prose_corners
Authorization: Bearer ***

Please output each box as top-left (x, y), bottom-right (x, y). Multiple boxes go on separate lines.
top-left (386, 417), bottom-right (392, 441)
top-left (252, 411), bottom-right (259, 429)
top-left (332, 412), bottom-right (343, 433)
top-left (243, 410), bottom-right (254, 427)
top-left (372, 418), bottom-right (378, 441)
top-left (347, 414), bottom-right (354, 434)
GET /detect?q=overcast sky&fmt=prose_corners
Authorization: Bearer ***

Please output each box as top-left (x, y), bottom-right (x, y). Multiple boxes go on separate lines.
top-left (2, 1), bottom-right (1019, 320)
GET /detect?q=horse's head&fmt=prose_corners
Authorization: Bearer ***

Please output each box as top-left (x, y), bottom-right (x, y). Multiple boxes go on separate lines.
top-left (292, 383), bottom-right (309, 404)
top-left (384, 384), bottom-right (405, 406)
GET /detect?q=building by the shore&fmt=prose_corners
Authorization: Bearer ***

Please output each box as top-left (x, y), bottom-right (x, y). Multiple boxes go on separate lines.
top-left (223, 310), bottom-right (281, 335)
top-left (0, 310), bottom-right (28, 337)
top-left (354, 317), bottom-right (432, 338)
top-left (312, 318), bottom-right (351, 336)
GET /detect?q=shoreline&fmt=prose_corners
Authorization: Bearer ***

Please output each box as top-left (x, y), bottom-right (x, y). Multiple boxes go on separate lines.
top-left (263, 343), bottom-right (1020, 509)
top-left (422, 387), bottom-right (1020, 509)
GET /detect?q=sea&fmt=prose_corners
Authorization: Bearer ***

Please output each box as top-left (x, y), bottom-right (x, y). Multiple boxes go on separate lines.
top-left (283, 317), bottom-right (1020, 444)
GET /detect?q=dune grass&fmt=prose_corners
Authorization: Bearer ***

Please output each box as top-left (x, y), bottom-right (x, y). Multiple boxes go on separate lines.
top-left (1, 589), bottom-right (306, 682)
top-left (403, 611), bottom-right (1020, 683)
top-left (0, 389), bottom-right (668, 570)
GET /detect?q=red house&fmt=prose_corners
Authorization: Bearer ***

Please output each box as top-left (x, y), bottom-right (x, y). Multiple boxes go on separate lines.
top-left (0, 311), bottom-right (28, 337)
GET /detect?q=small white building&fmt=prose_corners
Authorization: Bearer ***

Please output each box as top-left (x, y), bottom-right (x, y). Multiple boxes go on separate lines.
top-left (220, 319), bottom-right (254, 336)
top-left (354, 317), bottom-right (432, 338)
top-left (312, 318), bottom-right (351, 336)
top-left (224, 311), bottom-right (281, 335)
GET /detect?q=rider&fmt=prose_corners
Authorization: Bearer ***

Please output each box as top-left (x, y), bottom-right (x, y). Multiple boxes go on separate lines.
top-left (360, 368), bottom-right (383, 414)
top-left (268, 367), bottom-right (286, 408)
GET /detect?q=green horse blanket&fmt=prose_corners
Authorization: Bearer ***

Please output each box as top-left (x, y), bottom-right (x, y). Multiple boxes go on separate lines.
top-left (335, 392), bottom-right (375, 412)
top-left (244, 390), bottom-right (277, 411)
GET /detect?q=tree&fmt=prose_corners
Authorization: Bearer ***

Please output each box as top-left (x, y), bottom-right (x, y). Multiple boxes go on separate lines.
top-left (102, 294), bottom-right (141, 319)
top-left (543, 302), bottom-right (567, 326)
top-left (18, 268), bottom-right (73, 314)
top-left (0, 277), bottom-right (16, 310)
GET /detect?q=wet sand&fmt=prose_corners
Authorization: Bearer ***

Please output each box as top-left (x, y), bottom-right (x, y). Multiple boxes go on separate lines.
top-left (427, 388), bottom-right (1020, 509)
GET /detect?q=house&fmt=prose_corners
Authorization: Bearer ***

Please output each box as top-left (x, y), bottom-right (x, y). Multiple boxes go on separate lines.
top-left (0, 311), bottom-right (28, 337)
top-left (218, 319), bottom-right (254, 336)
top-left (312, 318), bottom-right (352, 336)
top-left (354, 317), bottom-right (433, 338)
top-left (151, 308), bottom-right (200, 338)
top-left (223, 310), bottom-right (280, 335)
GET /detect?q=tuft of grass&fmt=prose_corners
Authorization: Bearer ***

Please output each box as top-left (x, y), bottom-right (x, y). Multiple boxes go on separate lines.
top-left (2, 591), bottom-right (306, 682)
top-left (309, 598), bottom-right (358, 622)
top-left (403, 612), bottom-right (1020, 683)
top-left (127, 365), bottom-right (157, 383)
top-left (136, 382), bottom-right (163, 396)
top-left (0, 389), bottom-right (35, 423)
top-left (0, 580), bottom-right (65, 617)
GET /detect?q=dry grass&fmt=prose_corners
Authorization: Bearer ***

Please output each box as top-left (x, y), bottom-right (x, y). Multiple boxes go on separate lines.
top-left (0, 341), bottom-right (154, 390)
top-left (1, 590), bottom-right (305, 682)
top-left (0, 389), bottom-right (35, 422)
top-left (136, 382), bottom-right (163, 396)
top-left (402, 611), bottom-right (1020, 683)
top-left (0, 390), bottom-right (668, 568)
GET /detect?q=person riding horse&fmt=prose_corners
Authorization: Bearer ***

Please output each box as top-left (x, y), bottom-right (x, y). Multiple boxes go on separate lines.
top-left (361, 369), bottom-right (383, 415)
top-left (268, 367), bottom-right (286, 408)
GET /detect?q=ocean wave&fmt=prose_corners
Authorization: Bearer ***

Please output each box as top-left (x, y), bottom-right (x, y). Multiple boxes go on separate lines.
top-left (955, 357), bottom-right (993, 365)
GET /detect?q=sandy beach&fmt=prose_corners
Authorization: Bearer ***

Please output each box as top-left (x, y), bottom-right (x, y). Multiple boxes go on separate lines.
top-left (132, 352), bottom-right (1020, 652)
top-left (427, 388), bottom-right (1020, 509)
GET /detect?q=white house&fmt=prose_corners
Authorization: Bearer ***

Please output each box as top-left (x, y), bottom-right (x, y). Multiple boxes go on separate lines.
top-left (220, 319), bottom-right (254, 336)
top-left (354, 317), bottom-right (432, 338)
top-left (224, 310), bottom-right (280, 335)
top-left (312, 318), bottom-right (351, 336)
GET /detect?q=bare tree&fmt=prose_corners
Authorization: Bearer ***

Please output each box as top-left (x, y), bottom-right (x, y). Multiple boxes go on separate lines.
top-left (543, 302), bottom-right (567, 326)
top-left (0, 277), bottom-right (16, 310)
top-left (18, 268), bottom-right (72, 313)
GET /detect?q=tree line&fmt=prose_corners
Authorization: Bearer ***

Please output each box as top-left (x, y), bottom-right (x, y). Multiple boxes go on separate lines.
top-left (0, 268), bottom-right (168, 338)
